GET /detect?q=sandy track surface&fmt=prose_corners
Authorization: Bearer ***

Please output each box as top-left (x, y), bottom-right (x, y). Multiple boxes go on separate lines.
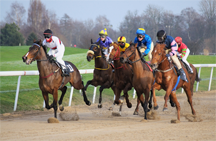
top-left (0, 90), bottom-right (216, 141)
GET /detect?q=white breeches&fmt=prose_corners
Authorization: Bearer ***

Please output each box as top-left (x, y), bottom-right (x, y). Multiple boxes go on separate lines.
top-left (181, 48), bottom-right (190, 67)
top-left (140, 42), bottom-right (154, 61)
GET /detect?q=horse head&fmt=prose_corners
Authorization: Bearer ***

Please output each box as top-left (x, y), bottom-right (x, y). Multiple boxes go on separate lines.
top-left (22, 40), bottom-right (44, 65)
top-left (108, 42), bottom-right (121, 63)
top-left (119, 42), bottom-right (137, 64)
top-left (86, 39), bottom-right (101, 62)
top-left (151, 43), bottom-right (169, 70)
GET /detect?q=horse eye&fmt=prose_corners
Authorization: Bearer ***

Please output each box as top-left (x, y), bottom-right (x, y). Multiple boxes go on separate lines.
top-left (35, 48), bottom-right (38, 50)
top-left (159, 53), bottom-right (161, 55)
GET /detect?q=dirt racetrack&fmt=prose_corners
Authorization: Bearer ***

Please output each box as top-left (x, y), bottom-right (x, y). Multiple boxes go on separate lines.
top-left (0, 90), bottom-right (216, 141)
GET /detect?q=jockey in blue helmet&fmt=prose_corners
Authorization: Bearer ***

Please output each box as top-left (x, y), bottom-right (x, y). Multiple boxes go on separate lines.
top-left (134, 28), bottom-right (154, 61)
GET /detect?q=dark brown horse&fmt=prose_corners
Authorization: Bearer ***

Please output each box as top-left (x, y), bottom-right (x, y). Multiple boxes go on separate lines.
top-left (119, 43), bottom-right (154, 119)
top-left (108, 42), bottom-right (138, 114)
top-left (85, 39), bottom-right (116, 108)
top-left (151, 43), bottom-right (200, 121)
top-left (22, 40), bottom-right (91, 118)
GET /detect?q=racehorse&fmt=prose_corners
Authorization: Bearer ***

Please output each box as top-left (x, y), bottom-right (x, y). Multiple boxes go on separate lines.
top-left (108, 42), bottom-right (139, 114)
top-left (151, 43), bottom-right (200, 121)
top-left (119, 43), bottom-right (154, 120)
top-left (85, 39), bottom-right (116, 108)
top-left (22, 40), bottom-right (91, 118)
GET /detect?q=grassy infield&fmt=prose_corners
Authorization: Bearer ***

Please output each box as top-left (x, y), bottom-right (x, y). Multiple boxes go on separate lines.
top-left (0, 46), bottom-right (215, 114)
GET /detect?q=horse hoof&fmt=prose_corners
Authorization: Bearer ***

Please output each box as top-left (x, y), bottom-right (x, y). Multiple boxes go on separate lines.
top-left (59, 105), bottom-right (64, 111)
top-left (98, 104), bottom-right (102, 108)
top-left (148, 103), bottom-right (152, 109)
top-left (154, 105), bottom-right (159, 110)
top-left (86, 101), bottom-right (91, 106)
top-left (170, 102), bottom-right (176, 107)
top-left (163, 108), bottom-right (168, 111)
top-left (127, 103), bottom-right (132, 108)
top-left (133, 111), bottom-right (138, 115)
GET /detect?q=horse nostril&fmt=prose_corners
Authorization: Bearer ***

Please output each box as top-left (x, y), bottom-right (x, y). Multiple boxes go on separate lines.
top-left (22, 56), bottom-right (26, 62)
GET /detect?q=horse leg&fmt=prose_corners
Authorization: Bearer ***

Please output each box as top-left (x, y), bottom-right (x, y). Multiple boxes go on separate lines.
top-left (163, 87), bottom-right (172, 111)
top-left (133, 97), bottom-right (141, 115)
top-left (152, 83), bottom-right (160, 110)
top-left (71, 81), bottom-right (91, 106)
top-left (98, 82), bottom-right (111, 108)
top-left (123, 83), bottom-right (132, 108)
top-left (148, 90), bottom-right (153, 109)
top-left (84, 80), bottom-right (92, 91)
top-left (143, 90), bottom-right (150, 120)
top-left (169, 95), bottom-right (176, 107)
top-left (184, 86), bottom-right (196, 115)
top-left (58, 86), bottom-right (67, 111)
top-left (170, 91), bottom-right (181, 121)
top-left (52, 88), bottom-right (58, 118)
top-left (42, 91), bottom-right (51, 109)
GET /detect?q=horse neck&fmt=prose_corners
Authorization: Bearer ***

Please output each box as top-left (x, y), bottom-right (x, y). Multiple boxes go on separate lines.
top-left (37, 48), bottom-right (53, 76)
top-left (113, 51), bottom-right (122, 68)
top-left (94, 53), bottom-right (108, 68)
top-left (130, 49), bottom-right (145, 74)
top-left (157, 56), bottom-right (171, 71)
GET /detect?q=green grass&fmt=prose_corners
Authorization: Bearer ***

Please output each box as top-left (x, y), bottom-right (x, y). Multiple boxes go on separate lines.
top-left (0, 46), bottom-right (216, 114)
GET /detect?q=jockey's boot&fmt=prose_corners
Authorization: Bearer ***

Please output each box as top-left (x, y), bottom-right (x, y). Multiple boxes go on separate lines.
top-left (62, 68), bottom-right (70, 76)
top-left (188, 65), bottom-right (193, 73)
top-left (178, 68), bottom-right (188, 82)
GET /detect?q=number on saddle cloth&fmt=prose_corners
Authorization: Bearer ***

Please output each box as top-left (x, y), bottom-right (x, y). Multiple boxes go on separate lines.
top-left (55, 61), bottom-right (74, 73)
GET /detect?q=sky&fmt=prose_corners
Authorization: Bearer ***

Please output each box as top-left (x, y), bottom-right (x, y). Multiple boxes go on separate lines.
top-left (0, 0), bottom-right (200, 30)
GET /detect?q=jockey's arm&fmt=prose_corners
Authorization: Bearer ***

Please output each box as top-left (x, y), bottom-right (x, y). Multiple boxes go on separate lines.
top-left (169, 40), bottom-right (178, 56)
top-left (143, 37), bottom-right (152, 55)
top-left (53, 36), bottom-right (64, 58)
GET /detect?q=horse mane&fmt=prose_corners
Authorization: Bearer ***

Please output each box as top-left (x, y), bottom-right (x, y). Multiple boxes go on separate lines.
top-left (33, 39), bottom-right (48, 55)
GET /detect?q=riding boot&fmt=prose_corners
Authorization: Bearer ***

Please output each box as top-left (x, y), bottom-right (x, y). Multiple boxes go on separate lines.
top-left (178, 68), bottom-right (188, 82)
top-left (188, 65), bottom-right (193, 73)
top-left (62, 68), bottom-right (70, 76)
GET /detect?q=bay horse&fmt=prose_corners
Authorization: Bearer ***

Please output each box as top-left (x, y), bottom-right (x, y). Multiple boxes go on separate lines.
top-left (85, 39), bottom-right (116, 108)
top-left (22, 40), bottom-right (91, 118)
top-left (108, 42), bottom-right (138, 114)
top-left (119, 43), bottom-right (154, 120)
top-left (151, 43), bottom-right (200, 121)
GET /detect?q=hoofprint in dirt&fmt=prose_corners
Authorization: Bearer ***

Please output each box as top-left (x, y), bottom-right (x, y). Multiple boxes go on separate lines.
top-left (0, 91), bottom-right (215, 141)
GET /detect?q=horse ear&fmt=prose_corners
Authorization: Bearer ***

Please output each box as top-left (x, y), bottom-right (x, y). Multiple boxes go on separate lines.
top-left (33, 39), bottom-right (36, 43)
top-left (135, 43), bottom-right (138, 47)
top-left (96, 39), bottom-right (100, 45)
top-left (39, 40), bottom-right (42, 45)
top-left (129, 41), bottom-right (133, 45)
top-left (91, 39), bottom-right (93, 44)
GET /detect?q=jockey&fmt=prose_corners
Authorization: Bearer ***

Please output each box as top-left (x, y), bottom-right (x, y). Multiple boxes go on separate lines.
top-left (96, 28), bottom-right (114, 61)
top-left (175, 36), bottom-right (193, 73)
top-left (134, 28), bottom-right (154, 61)
top-left (42, 29), bottom-right (69, 76)
top-left (156, 30), bottom-right (188, 82)
top-left (117, 36), bottom-right (130, 53)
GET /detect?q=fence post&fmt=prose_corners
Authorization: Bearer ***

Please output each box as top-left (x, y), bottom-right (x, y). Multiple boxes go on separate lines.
top-left (196, 67), bottom-right (201, 91)
top-left (92, 87), bottom-right (97, 103)
top-left (208, 67), bottom-right (214, 91)
top-left (14, 75), bottom-right (21, 111)
top-left (68, 86), bottom-right (74, 106)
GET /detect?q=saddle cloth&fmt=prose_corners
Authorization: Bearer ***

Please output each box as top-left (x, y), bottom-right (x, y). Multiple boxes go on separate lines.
top-left (55, 61), bottom-right (74, 73)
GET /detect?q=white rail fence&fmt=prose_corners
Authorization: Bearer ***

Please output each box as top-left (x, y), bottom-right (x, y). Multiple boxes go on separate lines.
top-left (0, 64), bottom-right (215, 111)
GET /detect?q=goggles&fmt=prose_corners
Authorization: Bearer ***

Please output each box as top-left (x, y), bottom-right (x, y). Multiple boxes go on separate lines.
top-left (137, 35), bottom-right (143, 38)
top-left (100, 35), bottom-right (106, 38)
top-left (44, 34), bottom-right (52, 39)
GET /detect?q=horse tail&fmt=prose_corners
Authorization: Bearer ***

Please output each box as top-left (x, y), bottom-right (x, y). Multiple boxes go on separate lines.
top-left (195, 68), bottom-right (201, 82)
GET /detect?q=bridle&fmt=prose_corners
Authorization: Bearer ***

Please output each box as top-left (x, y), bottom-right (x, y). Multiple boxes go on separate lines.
top-left (124, 45), bottom-right (141, 64)
top-left (29, 43), bottom-right (49, 62)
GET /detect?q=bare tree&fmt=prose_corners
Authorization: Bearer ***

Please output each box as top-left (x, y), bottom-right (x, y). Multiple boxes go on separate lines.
top-left (5, 1), bottom-right (26, 28)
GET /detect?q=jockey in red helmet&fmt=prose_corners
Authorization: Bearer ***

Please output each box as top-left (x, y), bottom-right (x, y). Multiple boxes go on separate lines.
top-left (175, 36), bottom-right (193, 73)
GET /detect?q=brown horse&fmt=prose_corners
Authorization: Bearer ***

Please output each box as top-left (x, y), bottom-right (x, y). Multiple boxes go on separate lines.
top-left (151, 43), bottom-right (200, 121)
top-left (22, 40), bottom-right (91, 118)
top-left (119, 43), bottom-right (154, 119)
top-left (85, 39), bottom-right (116, 108)
top-left (108, 42), bottom-right (139, 114)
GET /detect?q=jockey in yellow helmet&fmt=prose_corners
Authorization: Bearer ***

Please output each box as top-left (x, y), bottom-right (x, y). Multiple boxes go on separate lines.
top-left (117, 36), bottom-right (130, 53)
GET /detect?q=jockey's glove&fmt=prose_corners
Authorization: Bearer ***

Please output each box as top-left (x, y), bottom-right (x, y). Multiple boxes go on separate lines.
top-left (142, 53), bottom-right (147, 56)
top-left (165, 54), bottom-right (170, 58)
